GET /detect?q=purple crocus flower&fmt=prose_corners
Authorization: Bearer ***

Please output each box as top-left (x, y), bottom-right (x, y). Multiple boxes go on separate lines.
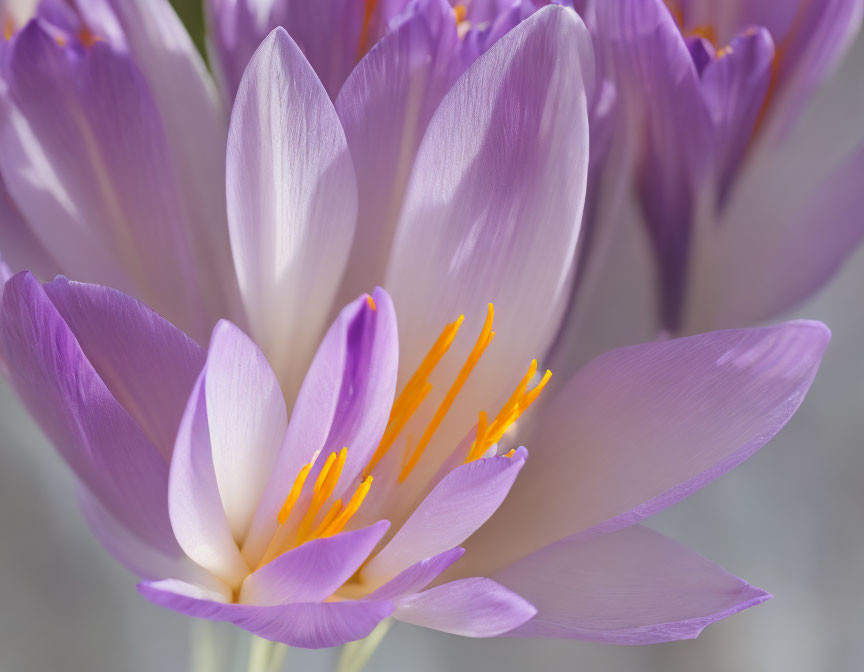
top-left (0, 270), bottom-right (829, 648)
top-left (582, 0), bottom-right (864, 334)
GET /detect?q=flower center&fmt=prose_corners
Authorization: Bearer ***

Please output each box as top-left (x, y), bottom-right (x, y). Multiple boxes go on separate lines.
top-left (256, 300), bottom-right (551, 570)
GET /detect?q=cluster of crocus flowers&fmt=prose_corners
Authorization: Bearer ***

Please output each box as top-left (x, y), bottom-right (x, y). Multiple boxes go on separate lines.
top-left (0, 0), bottom-right (844, 656)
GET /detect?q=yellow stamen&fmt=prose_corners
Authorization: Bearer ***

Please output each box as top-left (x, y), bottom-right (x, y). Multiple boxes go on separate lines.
top-left (367, 380), bottom-right (432, 475)
top-left (472, 361), bottom-right (534, 459)
top-left (363, 315), bottom-right (465, 477)
top-left (313, 498), bottom-right (343, 538)
top-left (322, 476), bottom-right (373, 537)
top-left (259, 302), bottom-right (549, 576)
top-left (400, 304), bottom-right (495, 481)
top-left (453, 4), bottom-right (467, 23)
top-left (468, 411), bottom-right (488, 463)
top-left (296, 448), bottom-right (346, 543)
top-left (320, 447), bottom-right (347, 497)
top-left (315, 451), bottom-right (339, 492)
top-left (277, 462), bottom-right (313, 525)
top-left (2, 17), bottom-right (14, 41)
top-left (487, 369), bottom-right (550, 446)
top-left (78, 27), bottom-right (99, 48)
top-left (356, 0), bottom-right (378, 60)
top-left (488, 360), bottom-right (537, 432)
top-left (520, 369), bottom-right (552, 408)
top-left (366, 294), bottom-right (377, 311)
top-left (466, 361), bottom-right (552, 463)
top-left (503, 448), bottom-right (516, 458)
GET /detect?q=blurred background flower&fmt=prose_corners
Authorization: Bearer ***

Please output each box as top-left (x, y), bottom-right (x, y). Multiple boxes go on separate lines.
top-left (551, 0), bottom-right (864, 376)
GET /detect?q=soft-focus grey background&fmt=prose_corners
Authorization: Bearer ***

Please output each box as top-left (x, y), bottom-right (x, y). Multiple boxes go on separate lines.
top-left (2, 12), bottom-right (864, 672)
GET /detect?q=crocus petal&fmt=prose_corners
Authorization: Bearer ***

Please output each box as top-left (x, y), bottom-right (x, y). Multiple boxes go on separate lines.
top-left (93, 0), bottom-right (238, 322)
top-left (367, 548), bottom-right (465, 601)
top-left (139, 580), bottom-right (394, 648)
top-left (363, 449), bottom-right (526, 586)
top-left (0, 172), bottom-right (58, 282)
top-left (268, 0), bottom-right (364, 100)
top-left (494, 525), bottom-right (769, 643)
top-left (42, 277), bottom-right (205, 460)
top-left (204, 0), bottom-right (268, 101)
top-left (169, 371), bottom-right (249, 588)
top-left (241, 289), bottom-right (398, 565)
top-left (467, 321), bottom-right (829, 574)
top-left (686, 140), bottom-right (864, 332)
top-left (335, 0), bottom-right (462, 301)
top-left (239, 521), bottom-right (389, 605)
top-left (269, 0), bottom-right (411, 100)
top-left (316, 288), bottom-right (399, 493)
top-left (700, 27), bottom-right (774, 203)
top-left (78, 486), bottom-right (207, 584)
top-left (1, 23), bottom-right (210, 336)
top-left (0, 272), bottom-right (176, 554)
top-left (0, 36), bottom-right (126, 296)
top-left (767, 0), bottom-right (864, 137)
top-left (394, 577), bottom-right (536, 637)
top-left (472, 0), bottom-right (540, 56)
top-left (384, 5), bottom-right (592, 467)
top-left (206, 0), bottom-right (411, 101)
top-left (595, 0), bottom-right (714, 330)
top-left (0, 254), bottom-right (11, 286)
top-left (229, 600), bottom-right (396, 648)
top-left (672, 0), bottom-right (795, 44)
top-left (141, 578), bottom-right (233, 605)
top-left (205, 321), bottom-right (287, 541)
top-left (226, 28), bottom-right (358, 396)
top-left (543, 79), bottom-right (660, 382)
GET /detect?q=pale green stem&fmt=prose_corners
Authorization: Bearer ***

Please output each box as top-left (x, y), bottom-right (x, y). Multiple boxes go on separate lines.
top-left (247, 636), bottom-right (272, 672)
top-left (336, 619), bottom-right (393, 672)
top-left (192, 621), bottom-right (219, 672)
top-left (247, 635), bottom-right (289, 672)
top-left (268, 643), bottom-right (289, 671)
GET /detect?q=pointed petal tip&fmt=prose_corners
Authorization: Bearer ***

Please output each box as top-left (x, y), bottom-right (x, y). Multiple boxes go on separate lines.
top-left (1, 270), bottom-right (41, 314)
top-left (677, 583), bottom-right (772, 643)
top-left (370, 286), bottom-right (393, 304)
top-left (759, 319), bottom-right (832, 371)
top-left (210, 317), bottom-right (248, 343)
top-left (261, 25), bottom-right (292, 48)
top-left (7, 268), bottom-right (35, 284)
top-left (373, 518), bottom-right (391, 534)
top-left (394, 577), bottom-right (538, 638)
top-left (491, 527), bottom-right (774, 644)
top-left (784, 319), bottom-right (832, 345)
